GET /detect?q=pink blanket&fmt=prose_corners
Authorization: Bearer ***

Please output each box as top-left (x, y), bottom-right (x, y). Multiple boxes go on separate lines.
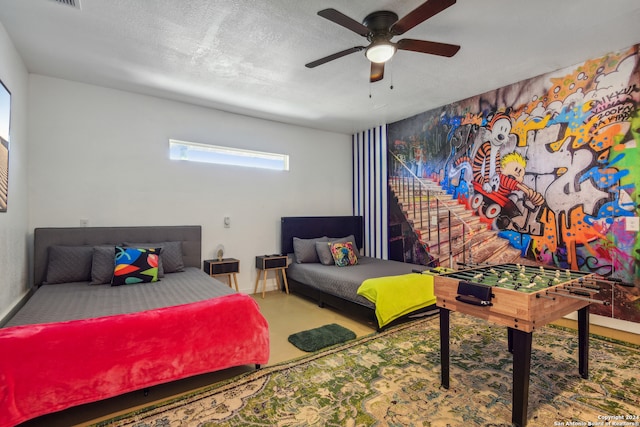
top-left (0, 293), bottom-right (269, 427)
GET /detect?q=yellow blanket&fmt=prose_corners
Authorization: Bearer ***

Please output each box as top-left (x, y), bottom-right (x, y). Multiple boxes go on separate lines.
top-left (357, 273), bottom-right (436, 328)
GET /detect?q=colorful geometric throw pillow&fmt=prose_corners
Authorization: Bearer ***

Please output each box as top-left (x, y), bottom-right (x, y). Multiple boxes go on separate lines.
top-left (111, 246), bottom-right (160, 286)
top-left (330, 242), bottom-right (358, 267)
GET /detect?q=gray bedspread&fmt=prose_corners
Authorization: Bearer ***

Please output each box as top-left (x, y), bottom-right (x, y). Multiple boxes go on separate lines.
top-left (286, 256), bottom-right (423, 308)
top-left (5, 267), bottom-right (235, 327)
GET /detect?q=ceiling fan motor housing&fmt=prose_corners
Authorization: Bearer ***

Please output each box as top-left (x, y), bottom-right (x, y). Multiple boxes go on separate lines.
top-left (363, 10), bottom-right (399, 41)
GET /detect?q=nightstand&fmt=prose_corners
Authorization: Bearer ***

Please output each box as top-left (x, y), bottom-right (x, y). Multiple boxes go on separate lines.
top-left (203, 258), bottom-right (239, 291)
top-left (254, 255), bottom-right (289, 298)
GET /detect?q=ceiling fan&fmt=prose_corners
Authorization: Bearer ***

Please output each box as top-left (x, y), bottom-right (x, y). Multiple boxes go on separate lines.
top-left (305, 0), bottom-right (460, 83)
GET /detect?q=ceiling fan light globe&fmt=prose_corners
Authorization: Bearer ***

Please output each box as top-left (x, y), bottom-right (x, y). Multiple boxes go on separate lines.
top-left (366, 43), bottom-right (396, 63)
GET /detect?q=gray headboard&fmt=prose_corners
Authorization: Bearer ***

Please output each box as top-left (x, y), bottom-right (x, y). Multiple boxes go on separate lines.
top-left (33, 225), bottom-right (202, 286)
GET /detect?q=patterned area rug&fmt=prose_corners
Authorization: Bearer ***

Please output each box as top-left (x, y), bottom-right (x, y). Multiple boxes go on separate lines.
top-left (95, 313), bottom-right (640, 426)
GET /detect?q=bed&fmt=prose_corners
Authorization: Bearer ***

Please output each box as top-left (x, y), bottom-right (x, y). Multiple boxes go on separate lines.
top-left (0, 225), bottom-right (269, 427)
top-left (281, 216), bottom-right (438, 330)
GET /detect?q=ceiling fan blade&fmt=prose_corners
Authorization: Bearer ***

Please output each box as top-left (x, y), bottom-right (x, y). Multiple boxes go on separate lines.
top-left (318, 9), bottom-right (370, 36)
top-left (390, 0), bottom-right (456, 35)
top-left (397, 38), bottom-right (460, 57)
top-left (305, 46), bottom-right (365, 68)
top-left (370, 62), bottom-right (385, 82)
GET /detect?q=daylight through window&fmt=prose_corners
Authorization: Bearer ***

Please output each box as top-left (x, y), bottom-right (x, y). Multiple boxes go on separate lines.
top-left (169, 139), bottom-right (289, 171)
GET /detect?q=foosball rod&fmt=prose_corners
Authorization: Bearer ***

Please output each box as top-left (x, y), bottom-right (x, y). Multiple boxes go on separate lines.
top-left (487, 263), bottom-right (623, 287)
top-left (445, 268), bottom-right (504, 283)
top-left (486, 263), bottom-right (593, 288)
top-left (476, 262), bottom-right (578, 278)
top-left (458, 262), bottom-right (635, 287)
top-left (459, 271), bottom-right (556, 291)
top-left (486, 263), bottom-right (572, 279)
top-left (456, 263), bottom-right (595, 291)
top-left (475, 263), bottom-right (568, 286)
top-left (555, 275), bottom-right (627, 290)
top-left (453, 264), bottom-right (554, 289)
top-left (458, 263), bottom-right (526, 279)
top-left (447, 269), bottom-right (520, 288)
top-left (558, 274), bottom-right (634, 288)
top-left (562, 284), bottom-right (599, 293)
top-left (594, 275), bottom-right (635, 287)
top-left (548, 289), bottom-right (610, 305)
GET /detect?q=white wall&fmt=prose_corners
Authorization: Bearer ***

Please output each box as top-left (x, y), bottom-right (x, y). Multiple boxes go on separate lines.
top-left (28, 75), bottom-right (353, 293)
top-left (0, 22), bottom-right (29, 320)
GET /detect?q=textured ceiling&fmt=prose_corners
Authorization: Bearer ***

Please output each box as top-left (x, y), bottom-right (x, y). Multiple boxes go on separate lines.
top-left (1, 0), bottom-right (639, 134)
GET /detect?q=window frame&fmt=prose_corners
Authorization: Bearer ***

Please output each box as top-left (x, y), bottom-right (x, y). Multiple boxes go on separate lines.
top-left (169, 139), bottom-right (289, 171)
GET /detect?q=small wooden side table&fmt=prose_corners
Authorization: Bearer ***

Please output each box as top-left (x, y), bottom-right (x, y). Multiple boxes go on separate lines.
top-left (254, 255), bottom-right (289, 298)
top-left (203, 258), bottom-right (239, 291)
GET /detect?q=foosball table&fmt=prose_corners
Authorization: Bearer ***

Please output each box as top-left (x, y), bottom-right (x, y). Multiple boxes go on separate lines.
top-left (434, 263), bottom-right (609, 427)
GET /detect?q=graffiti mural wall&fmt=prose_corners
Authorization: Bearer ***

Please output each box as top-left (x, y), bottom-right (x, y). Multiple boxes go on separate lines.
top-left (388, 44), bottom-right (640, 322)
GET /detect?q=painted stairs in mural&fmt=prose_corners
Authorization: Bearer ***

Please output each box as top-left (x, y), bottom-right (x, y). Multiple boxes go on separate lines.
top-left (389, 176), bottom-right (528, 267)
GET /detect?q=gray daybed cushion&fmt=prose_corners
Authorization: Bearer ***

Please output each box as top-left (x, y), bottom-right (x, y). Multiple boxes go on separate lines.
top-left (124, 241), bottom-right (185, 273)
top-left (44, 245), bottom-right (94, 284)
top-left (293, 236), bottom-right (328, 263)
top-left (316, 235), bottom-right (358, 265)
top-left (90, 245), bottom-right (116, 285)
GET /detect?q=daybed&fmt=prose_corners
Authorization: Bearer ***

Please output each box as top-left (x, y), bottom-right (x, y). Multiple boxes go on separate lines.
top-left (0, 225), bottom-right (269, 427)
top-left (281, 216), bottom-right (438, 330)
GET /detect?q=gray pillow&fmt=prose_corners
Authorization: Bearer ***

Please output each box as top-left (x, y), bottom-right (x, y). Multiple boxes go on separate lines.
top-left (123, 241), bottom-right (184, 273)
top-left (90, 245), bottom-right (116, 285)
top-left (315, 241), bottom-right (334, 265)
top-left (293, 236), bottom-right (328, 263)
top-left (317, 235), bottom-right (359, 265)
top-left (44, 245), bottom-right (93, 284)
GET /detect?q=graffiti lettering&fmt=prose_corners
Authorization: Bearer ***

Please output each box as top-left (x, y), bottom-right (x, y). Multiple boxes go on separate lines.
top-left (594, 103), bottom-right (635, 122)
top-left (591, 84), bottom-right (638, 113)
top-left (592, 102), bottom-right (636, 131)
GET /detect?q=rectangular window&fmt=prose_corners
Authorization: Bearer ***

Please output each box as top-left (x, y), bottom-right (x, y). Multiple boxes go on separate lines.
top-left (169, 139), bottom-right (289, 171)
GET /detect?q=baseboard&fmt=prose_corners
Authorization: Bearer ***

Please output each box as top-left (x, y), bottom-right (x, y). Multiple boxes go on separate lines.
top-left (0, 287), bottom-right (35, 327)
top-left (554, 314), bottom-right (640, 345)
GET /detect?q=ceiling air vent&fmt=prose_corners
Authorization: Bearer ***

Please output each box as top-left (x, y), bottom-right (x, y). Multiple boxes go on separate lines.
top-left (50, 0), bottom-right (81, 10)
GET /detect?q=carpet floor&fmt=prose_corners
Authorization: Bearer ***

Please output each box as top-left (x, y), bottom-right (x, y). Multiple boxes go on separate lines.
top-left (94, 312), bottom-right (640, 426)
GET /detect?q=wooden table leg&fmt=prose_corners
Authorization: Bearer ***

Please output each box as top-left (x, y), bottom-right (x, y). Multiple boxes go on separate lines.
top-left (231, 273), bottom-right (239, 291)
top-left (511, 328), bottom-right (532, 427)
top-left (281, 268), bottom-right (289, 294)
top-left (273, 269), bottom-right (281, 290)
top-left (261, 270), bottom-right (267, 298)
top-left (253, 272), bottom-right (261, 295)
top-left (439, 308), bottom-right (450, 389)
top-left (578, 306), bottom-right (590, 379)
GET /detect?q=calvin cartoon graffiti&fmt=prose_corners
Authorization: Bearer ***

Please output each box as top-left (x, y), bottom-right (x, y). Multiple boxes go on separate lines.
top-left (472, 112), bottom-right (512, 193)
top-left (471, 151), bottom-right (545, 229)
top-left (467, 113), bottom-right (544, 227)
